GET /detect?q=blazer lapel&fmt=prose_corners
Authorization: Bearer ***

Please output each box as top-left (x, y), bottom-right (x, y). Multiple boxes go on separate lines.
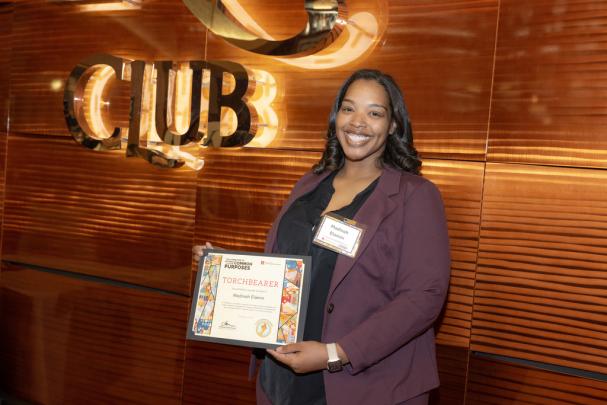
top-left (328, 167), bottom-right (402, 296)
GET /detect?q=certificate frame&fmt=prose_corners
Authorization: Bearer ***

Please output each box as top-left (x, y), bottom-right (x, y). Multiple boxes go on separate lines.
top-left (186, 250), bottom-right (311, 349)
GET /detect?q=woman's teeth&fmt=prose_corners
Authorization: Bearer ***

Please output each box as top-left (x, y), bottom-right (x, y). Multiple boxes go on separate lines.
top-left (346, 132), bottom-right (369, 143)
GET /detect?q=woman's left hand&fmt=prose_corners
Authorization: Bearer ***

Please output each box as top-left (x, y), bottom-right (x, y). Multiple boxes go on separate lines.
top-left (267, 341), bottom-right (328, 374)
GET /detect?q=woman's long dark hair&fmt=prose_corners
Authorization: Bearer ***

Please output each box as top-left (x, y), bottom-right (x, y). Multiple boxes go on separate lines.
top-left (313, 69), bottom-right (421, 175)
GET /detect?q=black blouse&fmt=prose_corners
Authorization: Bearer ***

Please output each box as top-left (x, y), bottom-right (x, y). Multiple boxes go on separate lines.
top-left (259, 171), bottom-right (378, 405)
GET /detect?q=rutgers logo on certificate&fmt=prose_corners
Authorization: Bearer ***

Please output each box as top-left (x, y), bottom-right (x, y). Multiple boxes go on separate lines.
top-left (187, 251), bottom-right (311, 349)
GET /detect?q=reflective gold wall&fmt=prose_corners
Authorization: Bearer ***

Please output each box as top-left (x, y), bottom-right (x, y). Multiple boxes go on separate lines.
top-left (0, 1), bottom-right (606, 404)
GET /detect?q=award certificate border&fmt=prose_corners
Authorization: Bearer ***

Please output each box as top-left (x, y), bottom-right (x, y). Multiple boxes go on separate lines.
top-left (186, 250), bottom-right (311, 349)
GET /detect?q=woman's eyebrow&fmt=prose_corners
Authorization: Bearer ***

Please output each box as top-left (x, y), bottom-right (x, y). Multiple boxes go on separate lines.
top-left (342, 98), bottom-right (388, 111)
top-left (369, 103), bottom-right (388, 111)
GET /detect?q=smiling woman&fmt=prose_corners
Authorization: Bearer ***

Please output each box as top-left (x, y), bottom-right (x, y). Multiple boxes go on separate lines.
top-left (257, 70), bottom-right (451, 405)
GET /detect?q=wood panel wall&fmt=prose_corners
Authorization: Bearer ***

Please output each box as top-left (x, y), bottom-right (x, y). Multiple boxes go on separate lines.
top-left (488, 0), bottom-right (607, 168)
top-left (0, 3), bottom-right (12, 260)
top-left (0, 262), bottom-right (188, 404)
top-left (472, 164), bottom-right (607, 374)
top-left (0, 0), bottom-right (606, 404)
top-left (466, 354), bottom-right (607, 405)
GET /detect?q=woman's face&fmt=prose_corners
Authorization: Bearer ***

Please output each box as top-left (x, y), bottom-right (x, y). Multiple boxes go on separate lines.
top-left (335, 79), bottom-right (395, 166)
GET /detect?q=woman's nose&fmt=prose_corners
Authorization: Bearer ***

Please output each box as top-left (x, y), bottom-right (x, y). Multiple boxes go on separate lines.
top-left (350, 112), bottom-right (367, 128)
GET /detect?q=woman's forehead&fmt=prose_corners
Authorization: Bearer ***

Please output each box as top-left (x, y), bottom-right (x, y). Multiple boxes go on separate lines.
top-left (343, 79), bottom-right (390, 105)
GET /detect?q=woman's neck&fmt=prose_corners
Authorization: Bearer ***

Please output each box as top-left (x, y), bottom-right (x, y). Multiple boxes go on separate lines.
top-left (338, 159), bottom-right (383, 182)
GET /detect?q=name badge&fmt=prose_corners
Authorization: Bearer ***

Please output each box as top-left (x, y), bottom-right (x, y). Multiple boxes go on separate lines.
top-left (312, 213), bottom-right (366, 258)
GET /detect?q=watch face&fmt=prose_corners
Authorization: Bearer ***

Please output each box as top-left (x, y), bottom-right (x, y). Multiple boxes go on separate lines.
top-left (327, 360), bottom-right (342, 373)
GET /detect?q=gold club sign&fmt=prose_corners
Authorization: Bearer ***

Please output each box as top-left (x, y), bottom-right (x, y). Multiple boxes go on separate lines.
top-left (64, 1), bottom-right (349, 169)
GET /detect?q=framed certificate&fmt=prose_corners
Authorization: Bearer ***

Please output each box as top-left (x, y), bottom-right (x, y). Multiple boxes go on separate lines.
top-left (187, 250), bottom-right (311, 349)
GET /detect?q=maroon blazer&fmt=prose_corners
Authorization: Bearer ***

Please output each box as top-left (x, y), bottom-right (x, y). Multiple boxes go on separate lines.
top-left (264, 165), bottom-right (451, 404)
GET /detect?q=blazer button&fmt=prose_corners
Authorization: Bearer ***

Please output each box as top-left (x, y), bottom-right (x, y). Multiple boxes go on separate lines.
top-left (327, 303), bottom-right (334, 313)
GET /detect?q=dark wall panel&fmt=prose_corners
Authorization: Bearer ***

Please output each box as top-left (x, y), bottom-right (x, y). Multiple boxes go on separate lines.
top-left (182, 342), bottom-right (256, 405)
top-left (472, 163), bottom-right (607, 374)
top-left (466, 355), bottom-right (607, 405)
top-left (1, 134), bottom-right (197, 294)
top-left (431, 345), bottom-right (469, 405)
top-left (0, 262), bottom-right (189, 404)
top-left (488, 0), bottom-right (607, 168)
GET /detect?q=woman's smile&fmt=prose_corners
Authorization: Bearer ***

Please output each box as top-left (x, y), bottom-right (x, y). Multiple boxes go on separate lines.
top-left (343, 130), bottom-right (372, 145)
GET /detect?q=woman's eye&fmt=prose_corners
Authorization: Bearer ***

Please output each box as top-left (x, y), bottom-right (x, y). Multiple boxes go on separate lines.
top-left (370, 111), bottom-right (384, 118)
top-left (341, 106), bottom-right (353, 112)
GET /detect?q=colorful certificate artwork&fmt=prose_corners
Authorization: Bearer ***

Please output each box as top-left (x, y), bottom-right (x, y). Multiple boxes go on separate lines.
top-left (277, 259), bottom-right (304, 344)
top-left (192, 254), bottom-right (223, 336)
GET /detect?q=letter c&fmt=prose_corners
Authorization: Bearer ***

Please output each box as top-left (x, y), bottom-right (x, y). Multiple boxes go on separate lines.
top-left (63, 54), bottom-right (125, 151)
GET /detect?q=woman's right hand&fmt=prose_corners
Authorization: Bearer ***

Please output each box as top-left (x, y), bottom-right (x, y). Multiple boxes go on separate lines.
top-left (192, 241), bottom-right (215, 263)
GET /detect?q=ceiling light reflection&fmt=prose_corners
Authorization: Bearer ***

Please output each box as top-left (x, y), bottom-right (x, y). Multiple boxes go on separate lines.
top-left (76, 0), bottom-right (141, 12)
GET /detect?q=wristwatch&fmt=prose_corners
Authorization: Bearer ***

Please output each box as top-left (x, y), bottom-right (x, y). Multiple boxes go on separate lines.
top-left (326, 343), bottom-right (343, 373)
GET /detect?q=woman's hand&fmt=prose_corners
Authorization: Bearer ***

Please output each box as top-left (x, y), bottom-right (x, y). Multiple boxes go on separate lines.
top-left (267, 341), bottom-right (341, 374)
top-left (267, 341), bottom-right (327, 374)
top-left (192, 242), bottom-right (215, 263)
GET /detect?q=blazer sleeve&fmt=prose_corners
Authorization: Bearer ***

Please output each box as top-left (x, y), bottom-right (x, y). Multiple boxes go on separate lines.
top-left (337, 180), bottom-right (451, 374)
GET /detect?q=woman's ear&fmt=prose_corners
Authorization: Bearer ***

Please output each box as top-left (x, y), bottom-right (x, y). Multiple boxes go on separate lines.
top-left (390, 120), bottom-right (397, 134)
